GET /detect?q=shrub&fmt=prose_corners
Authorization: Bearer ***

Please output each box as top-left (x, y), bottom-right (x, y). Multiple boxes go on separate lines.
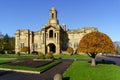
top-left (45, 52), bottom-right (54, 59)
top-left (37, 52), bottom-right (45, 59)
top-left (32, 51), bottom-right (38, 54)
top-left (17, 51), bottom-right (20, 56)
top-left (21, 46), bottom-right (29, 53)
top-left (4, 50), bottom-right (15, 54)
top-left (66, 47), bottom-right (74, 55)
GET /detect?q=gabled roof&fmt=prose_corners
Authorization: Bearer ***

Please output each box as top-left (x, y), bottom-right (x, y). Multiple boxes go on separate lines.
top-left (41, 24), bottom-right (61, 31)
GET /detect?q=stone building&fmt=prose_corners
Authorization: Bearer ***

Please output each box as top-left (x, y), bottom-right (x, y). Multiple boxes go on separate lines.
top-left (15, 7), bottom-right (98, 54)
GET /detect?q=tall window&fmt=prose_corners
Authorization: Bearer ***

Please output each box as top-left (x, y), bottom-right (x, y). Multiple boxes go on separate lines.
top-left (33, 43), bottom-right (38, 49)
top-left (20, 43), bottom-right (24, 48)
top-left (54, 33), bottom-right (56, 38)
top-left (52, 13), bottom-right (54, 19)
top-left (49, 30), bottom-right (53, 38)
top-left (74, 42), bottom-right (78, 48)
top-left (66, 42), bottom-right (70, 47)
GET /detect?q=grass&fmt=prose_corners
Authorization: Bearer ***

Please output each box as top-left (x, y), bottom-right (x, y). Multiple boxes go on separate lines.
top-left (0, 54), bottom-right (90, 59)
top-left (63, 61), bottom-right (120, 80)
top-left (0, 54), bottom-right (37, 59)
top-left (0, 54), bottom-right (90, 72)
top-left (54, 54), bottom-right (89, 59)
top-left (1, 54), bottom-right (120, 80)
top-left (0, 60), bottom-right (60, 72)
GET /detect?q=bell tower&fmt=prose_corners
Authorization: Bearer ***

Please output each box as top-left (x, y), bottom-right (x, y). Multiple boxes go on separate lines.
top-left (48, 7), bottom-right (59, 25)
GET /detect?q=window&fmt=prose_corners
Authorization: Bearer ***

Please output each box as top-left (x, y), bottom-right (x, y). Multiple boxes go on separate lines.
top-left (49, 30), bottom-right (53, 38)
top-left (33, 43), bottom-right (38, 49)
top-left (20, 43), bottom-right (24, 48)
top-left (54, 33), bottom-right (56, 38)
top-left (74, 42), bottom-right (78, 48)
top-left (66, 43), bottom-right (70, 47)
top-left (52, 13), bottom-right (54, 19)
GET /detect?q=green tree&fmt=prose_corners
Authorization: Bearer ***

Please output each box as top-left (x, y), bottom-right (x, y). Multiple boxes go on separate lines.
top-left (0, 33), bottom-right (4, 50)
top-left (78, 31), bottom-right (115, 66)
top-left (3, 34), bottom-right (10, 50)
top-left (9, 37), bottom-right (15, 50)
top-left (0, 33), bottom-right (14, 53)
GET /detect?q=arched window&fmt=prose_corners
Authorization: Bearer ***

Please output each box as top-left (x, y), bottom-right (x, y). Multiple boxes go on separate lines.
top-left (52, 13), bottom-right (54, 19)
top-left (49, 30), bottom-right (53, 38)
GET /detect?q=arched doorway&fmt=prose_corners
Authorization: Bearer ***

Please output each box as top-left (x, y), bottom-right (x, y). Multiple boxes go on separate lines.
top-left (47, 43), bottom-right (56, 53)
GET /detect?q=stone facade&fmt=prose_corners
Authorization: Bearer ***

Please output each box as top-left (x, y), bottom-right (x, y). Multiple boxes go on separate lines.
top-left (15, 7), bottom-right (98, 54)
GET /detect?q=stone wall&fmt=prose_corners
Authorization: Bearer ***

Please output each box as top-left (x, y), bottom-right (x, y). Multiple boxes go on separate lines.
top-left (67, 27), bottom-right (98, 50)
top-left (15, 7), bottom-right (98, 54)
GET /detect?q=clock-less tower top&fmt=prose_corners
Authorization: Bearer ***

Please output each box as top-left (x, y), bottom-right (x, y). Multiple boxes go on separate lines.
top-left (48, 7), bottom-right (59, 25)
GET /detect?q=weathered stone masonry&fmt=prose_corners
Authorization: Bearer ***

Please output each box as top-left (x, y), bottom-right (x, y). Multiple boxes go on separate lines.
top-left (15, 7), bottom-right (98, 54)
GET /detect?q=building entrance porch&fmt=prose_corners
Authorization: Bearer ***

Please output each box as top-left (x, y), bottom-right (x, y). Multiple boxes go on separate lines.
top-left (47, 43), bottom-right (56, 53)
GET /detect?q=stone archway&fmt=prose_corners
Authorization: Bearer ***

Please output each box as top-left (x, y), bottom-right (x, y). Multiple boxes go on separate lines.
top-left (47, 43), bottom-right (56, 53)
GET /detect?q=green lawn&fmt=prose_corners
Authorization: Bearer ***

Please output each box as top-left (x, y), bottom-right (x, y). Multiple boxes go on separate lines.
top-left (63, 61), bottom-right (120, 80)
top-left (0, 54), bottom-right (90, 59)
top-left (54, 54), bottom-right (89, 59)
top-left (0, 54), bottom-right (37, 59)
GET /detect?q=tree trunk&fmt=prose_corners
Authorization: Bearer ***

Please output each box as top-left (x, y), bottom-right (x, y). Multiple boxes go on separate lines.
top-left (91, 58), bottom-right (96, 66)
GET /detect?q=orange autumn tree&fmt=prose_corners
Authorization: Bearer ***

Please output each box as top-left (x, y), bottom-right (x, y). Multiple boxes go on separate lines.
top-left (66, 47), bottom-right (74, 55)
top-left (21, 46), bottom-right (29, 53)
top-left (78, 31), bottom-right (115, 66)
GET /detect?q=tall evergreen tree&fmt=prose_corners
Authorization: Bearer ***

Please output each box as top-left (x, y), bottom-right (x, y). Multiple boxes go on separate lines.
top-left (9, 37), bottom-right (15, 50)
top-left (3, 34), bottom-right (10, 50)
top-left (0, 33), bottom-right (4, 50)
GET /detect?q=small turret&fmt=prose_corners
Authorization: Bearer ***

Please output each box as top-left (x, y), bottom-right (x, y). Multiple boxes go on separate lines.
top-left (48, 7), bottom-right (59, 25)
top-left (62, 24), bottom-right (66, 31)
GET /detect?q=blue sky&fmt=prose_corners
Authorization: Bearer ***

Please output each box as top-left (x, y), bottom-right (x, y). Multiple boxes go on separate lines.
top-left (0, 0), bottom-right (120, 41)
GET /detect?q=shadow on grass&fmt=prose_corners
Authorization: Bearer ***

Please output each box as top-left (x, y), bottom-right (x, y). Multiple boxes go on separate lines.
top-left (106, 55), bottom-right (120, 59)
top-left (96, 59), bottom-right (116, 65)
top-left (88, 59), bottom-right (116, 65)
top-left (63, 77), bottom-right (70, 80)
top-left (0, 62), bottom-right (10, 65)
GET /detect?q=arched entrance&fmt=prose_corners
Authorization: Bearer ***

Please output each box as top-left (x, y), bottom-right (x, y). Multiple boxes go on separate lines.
top-left (47, 43), bottom-right (56, 53)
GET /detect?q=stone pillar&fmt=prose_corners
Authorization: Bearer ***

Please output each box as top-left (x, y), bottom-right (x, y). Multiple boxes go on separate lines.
top-left (41, 30), bottom-right (46, 54)
top-left (15, 37), bottom-right (19, 54)
top-left (47, 46), bottom-right (50, 53)
top-left (29, 32), bottom-right (34, 53)
top-left (41, 44), bottom-right (46, 54)
top-left (53, 74), bottom-right (62, 80)
top-left (56, 31), bottom-right (60, 54)
top-left (56, 45), bottom-right (60, 54)
top-left (56, 32), bottom-right (58, 43)
top-left (15, 30), bottom-right (20, 54)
